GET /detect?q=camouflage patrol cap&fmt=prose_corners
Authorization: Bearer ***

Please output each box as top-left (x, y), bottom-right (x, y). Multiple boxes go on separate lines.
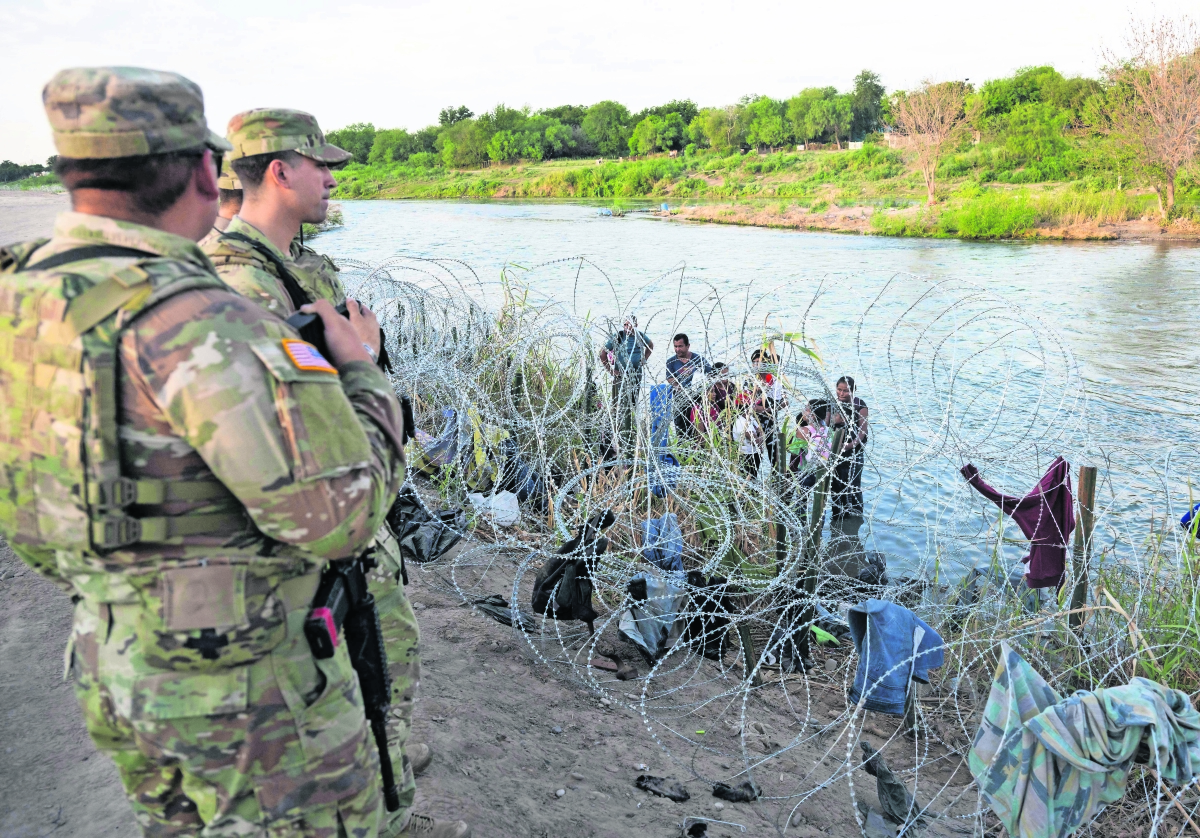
top-left (217, 156), bottom-right (242, 190)
top-left (43, 67), bottom-right (231, 159)
top-left (225, 109), bottom-right (351, 165)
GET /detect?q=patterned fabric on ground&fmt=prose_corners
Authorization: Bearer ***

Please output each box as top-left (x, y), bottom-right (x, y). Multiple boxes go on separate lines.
top-left (969, 642), bottom-right (1200, 838)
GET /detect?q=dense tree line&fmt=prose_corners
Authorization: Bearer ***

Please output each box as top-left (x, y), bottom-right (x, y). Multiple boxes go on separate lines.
top-left (0, 157), bottom-right (54, 183)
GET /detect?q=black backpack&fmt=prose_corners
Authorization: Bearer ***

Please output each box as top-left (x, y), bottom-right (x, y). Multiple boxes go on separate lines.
top-left (531, 509), bottom-right (615, 634)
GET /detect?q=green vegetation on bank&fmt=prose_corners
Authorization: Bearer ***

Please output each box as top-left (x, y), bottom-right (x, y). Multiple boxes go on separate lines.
top-left (322, 35), bottom-right (1200, 238)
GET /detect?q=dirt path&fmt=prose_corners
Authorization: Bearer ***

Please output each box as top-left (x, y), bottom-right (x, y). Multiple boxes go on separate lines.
top-left (1, 536), bottom-right (804, 838)
top-left (0, 190), bottom-right (68, 244)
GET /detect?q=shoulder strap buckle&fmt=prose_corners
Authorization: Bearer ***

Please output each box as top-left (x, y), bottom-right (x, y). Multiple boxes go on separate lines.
top-left (88, 477), bottom-right (137, 510)
top-left (93, 515), bottom-right (142, 551)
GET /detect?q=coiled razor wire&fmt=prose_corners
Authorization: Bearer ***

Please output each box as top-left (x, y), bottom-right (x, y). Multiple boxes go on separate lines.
top-left (341, 255), bottom-right (1200, 837)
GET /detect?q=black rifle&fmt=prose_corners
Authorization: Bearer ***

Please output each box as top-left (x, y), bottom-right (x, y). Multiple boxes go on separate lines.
top-left (286, 302), bottom-right (392, 372)
top-left (303, 553), bottom-right (401, 812)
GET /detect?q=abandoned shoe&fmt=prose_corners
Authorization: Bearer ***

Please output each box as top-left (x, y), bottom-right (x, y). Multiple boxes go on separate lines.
top-left (393, 813), bottom-right (471, 838)
top-left (409, 741), bottom-right (433, 776)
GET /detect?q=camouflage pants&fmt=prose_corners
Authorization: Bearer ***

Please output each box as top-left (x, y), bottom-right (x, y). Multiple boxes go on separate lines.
top-left (369, 533), bottom-right (421, 822)
top-left (70, 593), bottom-right (383, 838)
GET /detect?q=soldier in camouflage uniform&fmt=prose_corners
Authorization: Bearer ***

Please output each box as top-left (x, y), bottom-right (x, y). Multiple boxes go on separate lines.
top-left (0, 67), bottom-right (408, 837)
top-left (201, 109), bottom-right (465, 838)
top-left (197, 157), bottom-right (242, 248)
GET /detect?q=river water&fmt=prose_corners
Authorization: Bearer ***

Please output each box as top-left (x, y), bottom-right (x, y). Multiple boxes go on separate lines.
top-left (319, 200), bottom-right (1199, 582)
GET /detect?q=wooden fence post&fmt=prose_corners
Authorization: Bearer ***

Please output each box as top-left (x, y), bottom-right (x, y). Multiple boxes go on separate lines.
top-left (1069, 465), bottom-right (1098, 631)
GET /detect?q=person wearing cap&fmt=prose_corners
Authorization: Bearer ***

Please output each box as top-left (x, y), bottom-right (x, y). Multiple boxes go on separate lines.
top-left (202, 108), bottom-right (349, 315)
top-left (197, 156), bottom-right (243, 247)
top-left (0, 67), bottom-right (408, 836)
top-left (203, 107), bottom-right (468, 838)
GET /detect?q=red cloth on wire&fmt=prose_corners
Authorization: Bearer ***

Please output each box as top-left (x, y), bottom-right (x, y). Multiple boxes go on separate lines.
top-left (961, 457), bottom-right (1076, 589)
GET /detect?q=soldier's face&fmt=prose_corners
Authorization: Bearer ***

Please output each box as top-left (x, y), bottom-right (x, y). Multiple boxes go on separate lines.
top-left (291, 156), bottom-right (337, 224)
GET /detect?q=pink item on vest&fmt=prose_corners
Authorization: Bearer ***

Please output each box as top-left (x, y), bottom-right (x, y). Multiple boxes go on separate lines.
top-left (961, 457), bottom-right (1076, 589)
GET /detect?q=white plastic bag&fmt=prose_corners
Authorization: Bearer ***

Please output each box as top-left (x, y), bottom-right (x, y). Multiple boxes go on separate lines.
top-left (467, 491), bottom-right (520, 527)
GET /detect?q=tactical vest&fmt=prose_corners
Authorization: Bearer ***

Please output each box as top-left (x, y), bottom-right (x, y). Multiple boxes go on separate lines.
top-left (205, 231), bottom-right (313, 311)
top-left (0, 240), bottom-right (242, 559)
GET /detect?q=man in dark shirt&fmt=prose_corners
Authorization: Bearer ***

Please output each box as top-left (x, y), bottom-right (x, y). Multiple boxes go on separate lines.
top-left (600, 315), bottom-right (653, 454)
top-left (808, 375), bottom-right (868, 518)
top-left (666, 332), bottom-right (712, 438)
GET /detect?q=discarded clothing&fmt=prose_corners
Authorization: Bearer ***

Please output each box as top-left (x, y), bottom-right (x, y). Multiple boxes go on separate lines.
top-left (848, 599), bottom-right (944, 715)
top-left (467, 490), bottom-right (520, 527)
top-left (712, 780), bottom-right (759, 802)
top-left (861, 741), bottom-right (924, 826)
top-left (620, 569), bottom-right (685, 661)
top-left (649, 451), bottom-right (681, 498)
top-left (472, 594), bottom-right (539, 630)
top-left (498, 437), bottom-right (546, 508)
top-left (531, 510), bottom-right (614, 633)
top-left (969, 642), bottom-right (1200, 838)
top-left (407, 408), bottom-right (459, 475)
top-left (636, 774), bottom-right (690, 802)
top-left (961, 457), bottom-right (1075, 589)
top-left (386, 486), bottom-right (465, 565)
top-left (641, 513), bottom-right (684, 573)
top-left (681, 572), bottom-right (734, 660)
top-left (1183, 501), bottom-right (1200, 533)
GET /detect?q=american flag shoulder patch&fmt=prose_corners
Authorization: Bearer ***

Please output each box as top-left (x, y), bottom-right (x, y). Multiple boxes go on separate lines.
top-left (282, 339), bottom-right (337, 374)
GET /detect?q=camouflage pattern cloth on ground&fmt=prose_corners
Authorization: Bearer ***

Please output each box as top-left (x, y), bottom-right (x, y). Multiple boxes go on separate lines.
top-left (0, 205), bottom-right (407, 834)
top-left (226, 108), bottom-right (352, 165)
top-left (969, 642), bottom-right (1200, 838)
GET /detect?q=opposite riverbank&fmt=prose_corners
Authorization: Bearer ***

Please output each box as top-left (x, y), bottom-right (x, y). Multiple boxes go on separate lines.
top-left (322, 146), bottom-right (1198, 241)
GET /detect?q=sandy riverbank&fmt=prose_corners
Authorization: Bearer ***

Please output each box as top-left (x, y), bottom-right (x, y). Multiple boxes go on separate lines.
top-left (673, 202), bottom-right (1200, 241)
top-left (0, 189), bottom-right (68, 244)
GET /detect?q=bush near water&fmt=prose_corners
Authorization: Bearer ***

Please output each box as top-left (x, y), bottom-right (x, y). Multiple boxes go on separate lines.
top-left (323, 64), bottom-right (1198, 239)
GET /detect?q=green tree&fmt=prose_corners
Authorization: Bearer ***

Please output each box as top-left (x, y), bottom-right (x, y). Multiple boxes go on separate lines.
top-left (633, 99), bottom-right (699, 126)
top-left (746, 96), bottom-right (786, 149)
top-left (786, 88), bottom-right (836, 142)
top-left (629, 115), bottom-right (662, 155)
top-left (805, 95), bottom-right (854, 147)
top-left (438, 105), bottom-right (474, 126)
top-left (539, 105), bottom-right (588, 126)
top-left (325, 122), bottom-right (376, 164)
top-left (1001, 102), bottom-right (1069, 161)
top-left (582, 101), bottom-right (632, 156)
top-left (692, 105), bottom-right (749, 151)
top-left (436, 118), bottom-right (490, 167)
top-left (850, 70), bottom-right (886, 138)
top-left (655, 112), bottom-right (687, 150)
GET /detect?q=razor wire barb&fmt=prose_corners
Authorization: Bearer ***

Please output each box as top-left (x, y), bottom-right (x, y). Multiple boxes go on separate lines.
top-left (341, 254), bottom-right (1200, 838)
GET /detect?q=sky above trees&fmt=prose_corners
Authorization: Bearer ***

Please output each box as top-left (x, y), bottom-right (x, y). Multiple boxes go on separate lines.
top-left (1, 0), bottom-right (1196, 162)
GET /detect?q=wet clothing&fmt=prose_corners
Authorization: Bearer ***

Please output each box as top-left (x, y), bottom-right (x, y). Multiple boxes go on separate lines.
top-left (809, 396), bottom-right (869, 450)
top-left (961, 458), bottom-right (1075, 589)
top-left (666, 352), bottom-right (712, 388)
top-left (970, 642), bottom-right (1200, 838)
top-left (848, 599), bottom-right (944, 715)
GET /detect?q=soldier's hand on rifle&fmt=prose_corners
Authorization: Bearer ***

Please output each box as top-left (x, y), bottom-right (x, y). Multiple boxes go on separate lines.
top-left (300, 299), bottom-right (376, 368)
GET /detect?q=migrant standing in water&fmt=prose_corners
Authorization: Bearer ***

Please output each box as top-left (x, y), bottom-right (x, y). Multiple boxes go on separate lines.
top-left (202, 108), bottom-right (468, 838)
top-left (808, 376), bottom-right (869, 518)
top-left (665, 332), bottom-right (712, 439)
top-left (600, 315), bottom-right (653, 454)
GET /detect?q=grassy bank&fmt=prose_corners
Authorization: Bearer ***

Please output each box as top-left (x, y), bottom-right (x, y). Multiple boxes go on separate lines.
top-left (330, 145), bottom-right (1195, 240)
top-left (0, 174), bottom-right (62, 192)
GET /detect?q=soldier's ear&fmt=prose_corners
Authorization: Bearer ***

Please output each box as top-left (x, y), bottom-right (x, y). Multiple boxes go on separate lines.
top-left (194, 149), bottom-right (220, 201)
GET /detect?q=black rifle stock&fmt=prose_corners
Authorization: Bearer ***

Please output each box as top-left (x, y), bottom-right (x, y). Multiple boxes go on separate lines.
top-left (304, 553), bottom-right (401, 812)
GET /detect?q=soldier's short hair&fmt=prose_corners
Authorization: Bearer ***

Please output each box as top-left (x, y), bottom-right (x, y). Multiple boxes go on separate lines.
top-left (218, 187), bottom-right (243, 205)
top-left (54, 150), bottom-right (209, 215)
top-left (232, 151), bottom-right (303, 190)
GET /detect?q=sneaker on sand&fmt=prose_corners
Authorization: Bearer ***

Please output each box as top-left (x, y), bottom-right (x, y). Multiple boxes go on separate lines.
top-left (408, 741), bottom-right (433, 776)
top-left (390, 813), bottom-right (471, 838)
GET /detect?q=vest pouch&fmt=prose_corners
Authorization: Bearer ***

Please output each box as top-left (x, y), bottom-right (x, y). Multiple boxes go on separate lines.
top-left (137, 563), bottom-right (287, 673)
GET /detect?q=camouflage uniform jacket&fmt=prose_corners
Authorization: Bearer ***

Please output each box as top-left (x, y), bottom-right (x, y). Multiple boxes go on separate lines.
top-left (202, 217), bottom-right (345, 314)
top-left (197, 214), bottom-right (232, 250)
top-left (6, 212), bottom-right (406, 601)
